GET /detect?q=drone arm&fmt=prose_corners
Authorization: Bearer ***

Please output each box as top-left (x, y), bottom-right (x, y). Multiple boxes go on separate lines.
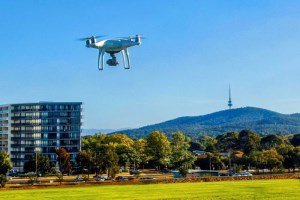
top-left (124, 48), bottom-right (130, 69)
top-left (98, 48), bottom-right (105, 70)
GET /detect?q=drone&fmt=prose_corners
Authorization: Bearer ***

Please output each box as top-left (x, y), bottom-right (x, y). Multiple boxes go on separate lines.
top-left (79, 35), bottom-right (143, 70)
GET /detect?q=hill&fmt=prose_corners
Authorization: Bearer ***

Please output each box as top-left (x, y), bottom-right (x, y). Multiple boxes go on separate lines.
top-left (82, 128), bottom-right (131, 136)
top-left (115, 107), bottom-right (300, 138)
top-left (82, 129), bottom-right (113, 136)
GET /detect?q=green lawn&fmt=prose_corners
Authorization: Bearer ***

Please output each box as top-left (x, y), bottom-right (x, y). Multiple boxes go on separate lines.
top-left (2, 179), bottom-right (300, 200)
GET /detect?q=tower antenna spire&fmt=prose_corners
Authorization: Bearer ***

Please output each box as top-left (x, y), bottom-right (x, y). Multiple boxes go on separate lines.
top-left (228, 84), bottom-right (233, 109)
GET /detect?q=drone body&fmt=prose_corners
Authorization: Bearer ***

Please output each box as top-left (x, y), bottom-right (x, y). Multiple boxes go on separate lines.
top-left (81, 35), bottom-right (142, 70)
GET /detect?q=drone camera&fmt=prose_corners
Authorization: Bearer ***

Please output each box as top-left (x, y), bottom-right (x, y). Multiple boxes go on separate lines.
top-left (106, 59), bottom-right (119, 66)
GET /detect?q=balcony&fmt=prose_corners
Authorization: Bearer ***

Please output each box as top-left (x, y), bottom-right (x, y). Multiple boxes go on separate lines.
top-left (11, 144), bottom-right (35, 148)
top-left (11, 158), bottom-right (25, 162)
top-left (11, 137), bottom-right (41, 140)
top-left (11, 130), bottom-right (41, 134)
top-left (11, 151), bottom-right (27, 154)
top-left (0, 130), bottom-right (8, 134)
top-left (11, 123), bottom-right (41, 126)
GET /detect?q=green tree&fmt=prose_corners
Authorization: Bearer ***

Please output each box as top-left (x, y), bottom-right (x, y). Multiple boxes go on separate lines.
top-left (249, 149), bottom-right (283, 173)
top-left (238, 130), bottom-right (261, 155)
top-left (116, 143), bottom-right (134, 169)
top-left (83, 134), bottom-right (135, 173)
top-left (132, 139), bottom-right (150, 169)
top-left (276, 144), bottom-right (296, 172)
top-left (103, 134), bottom-right (134, 147)
top-left (105, 143), bottom-right (119, 178)
top-left (105, 134), bottom-right (135, 169)
top-left (202, 152), bottom-right (226, 170)
top-left (262, 149), bottom-right (284, 172)
top-left (293, 146), bottom-right (300, 169)
top-left (75, 150), bottom-right (93, 175)
top-left (249, 151), bottom-right (265, 172)
top-left (146, 131), bottom-right (171, 168)
top-left (197, 135), bottom-right (217, 152)
top-left (0, 151), bottom-right (12, 188)
top-left (261, 134), bottom-right (285, 150)
top-left (290, 134), bottom-right (300, 147)
top-left (55, 148), bottom-right (71, 175)
top-left (171, 132), bottom-right (196, 170)
top-left (91, 142), bottom-right (120, 178)
top-left (23, 154), bottom-right (51, 175)
top-left (216, 132), bottom-right (239, 151)
top-left (0, 151), bottom-right (12, 175)
top-left (81, 134), bottom-right (106, 151)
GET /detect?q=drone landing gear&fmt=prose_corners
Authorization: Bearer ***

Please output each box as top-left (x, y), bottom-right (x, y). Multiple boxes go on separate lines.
top-left (106, 53), bottom-right (119, 66)
top-left (97, 49), bottom-right (131, 70)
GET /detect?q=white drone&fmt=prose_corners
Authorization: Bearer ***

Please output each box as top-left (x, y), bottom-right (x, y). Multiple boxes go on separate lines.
top-left (79, 35), bottom-right (143, 70)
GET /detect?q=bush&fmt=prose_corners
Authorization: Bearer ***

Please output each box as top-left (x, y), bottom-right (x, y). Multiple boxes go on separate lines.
top-left (82, 174), bottom-right (89, 182)
top-left (26, 172), bottom-right (36, 184)
top-left (179, 167), bottom-right (188, 178)
top-left (56, 173), bottom-right (64, 185)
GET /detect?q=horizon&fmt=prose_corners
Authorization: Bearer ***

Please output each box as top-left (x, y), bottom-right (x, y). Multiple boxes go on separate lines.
top-left (1, 1), bottom-right (300, 129)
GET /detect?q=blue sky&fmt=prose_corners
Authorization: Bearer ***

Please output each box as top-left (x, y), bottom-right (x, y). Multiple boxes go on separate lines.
top-left (1, 0), bottom-right (300, 129)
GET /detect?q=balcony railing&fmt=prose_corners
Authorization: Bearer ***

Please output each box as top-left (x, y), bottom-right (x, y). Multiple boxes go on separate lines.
top-left (11, 137), bottom-right (41, 140)
top-left (0, 131), bottom-right (8, 134)
top-left (11, 144), bottom-right (35, 148)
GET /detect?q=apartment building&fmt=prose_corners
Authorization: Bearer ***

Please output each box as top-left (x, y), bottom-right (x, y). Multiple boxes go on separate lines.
top-left (0, 102), bottom-right (82, 172)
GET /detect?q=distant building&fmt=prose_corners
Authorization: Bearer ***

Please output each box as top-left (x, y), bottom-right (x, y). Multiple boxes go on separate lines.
top-left (192, 150), bottom-right (206, 156)
top-left (0, 102), bottom-right (82, 172)
top-left (219, 152), bottom-right (230, 158)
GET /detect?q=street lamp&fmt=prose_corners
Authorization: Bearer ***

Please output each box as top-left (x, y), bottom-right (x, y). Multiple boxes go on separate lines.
top-left (209, 156), bottom-right (212, 171)
top-left (35, 151), bottom-right (37, 175)
top-left (35, 146), bottom-right (40, 182)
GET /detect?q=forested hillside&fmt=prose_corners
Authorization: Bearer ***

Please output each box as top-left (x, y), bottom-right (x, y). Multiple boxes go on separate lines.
top-left (116, 107), bottom-right (300, 138)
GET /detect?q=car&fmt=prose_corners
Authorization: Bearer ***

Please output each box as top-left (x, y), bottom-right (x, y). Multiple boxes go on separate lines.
top-left (140, 177), bottom-right (156, 180)
top-left (73, 177), bottom-right (84, 182)
top-left (240, 172), bottom-right (253, 176)
top-left (129, 169), bottom-right (140, 175)
top-left (95, 175), bottom-right (108, 181)
top-left (232, 172), bottom-right (253, 177)
top-left (8, 169), bottom-right (18, 177)
top-left (161, 168), bottom-right (171, 173)
top-left (115, 176), bottom-right (129, 181)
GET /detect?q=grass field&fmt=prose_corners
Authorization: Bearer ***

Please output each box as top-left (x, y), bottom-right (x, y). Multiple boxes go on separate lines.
top-left (1, 179), bottom-right (300, 200)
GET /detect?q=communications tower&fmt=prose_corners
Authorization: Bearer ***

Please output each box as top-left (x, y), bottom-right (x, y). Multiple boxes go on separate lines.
top-left (228, 85), bottom-right (233, 109)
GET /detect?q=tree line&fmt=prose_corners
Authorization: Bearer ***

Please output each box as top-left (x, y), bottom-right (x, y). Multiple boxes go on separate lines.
top-left (1, 129), bottom-right (300, 183)
top-left (191, 130), bottom-right (300, 173)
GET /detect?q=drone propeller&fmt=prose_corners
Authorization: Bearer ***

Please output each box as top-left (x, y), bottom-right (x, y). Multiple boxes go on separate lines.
top-left (135, 34), bottom-right (146, 39)
top-left (77, 35), bottom-right (106, 41)
top-left (117, 35), bottom-right (146, 40)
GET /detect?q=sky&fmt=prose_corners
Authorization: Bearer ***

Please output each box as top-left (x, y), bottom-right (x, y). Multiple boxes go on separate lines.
top-left (1, 0), bottom-right (300, 129)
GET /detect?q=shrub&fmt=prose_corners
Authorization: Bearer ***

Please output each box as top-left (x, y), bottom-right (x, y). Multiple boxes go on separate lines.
top-left (26, 172), bottom-right (36, 184)
top-left (179, 167), bottom-right (188, 178)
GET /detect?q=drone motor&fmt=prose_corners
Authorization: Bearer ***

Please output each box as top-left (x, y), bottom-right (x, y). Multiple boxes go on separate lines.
top-left (86, 39), bottom-right (91, 46)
